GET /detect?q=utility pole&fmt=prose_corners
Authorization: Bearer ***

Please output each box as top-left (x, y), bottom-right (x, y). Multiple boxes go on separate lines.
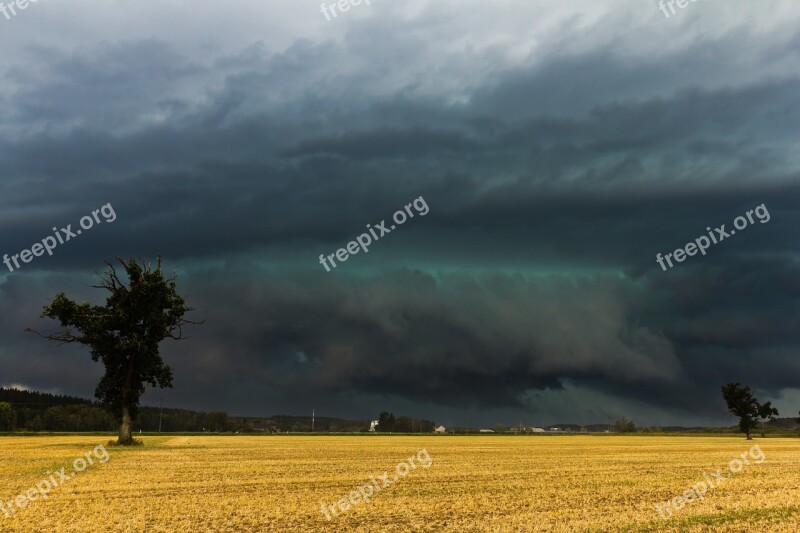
top-left (312, 409), bottom-right (315, 432)
top-left (158, 398), bottom-right (165, 432)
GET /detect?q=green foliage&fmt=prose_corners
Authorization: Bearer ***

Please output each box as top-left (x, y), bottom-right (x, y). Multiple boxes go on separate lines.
top-left (135, 407), bottom-right (221, 432)
top-left (721, 382), bottom-right (779, 439)
top-left (261, 415), bottom-right (368, 432)
top-left (0, 387), bottom-right (91, 407)
top-left (613, 417), bottom-right (636, 433)
top-left (0, 402), bottom-right (15, 431)
top-left (204, 412), bottom-right (229, 432)
top-left (0, 388), bottom-right (115, 431)
top-left (377, 411), bottom-right (434, 432)
top-left (377, 411), bottom-right (395, 432)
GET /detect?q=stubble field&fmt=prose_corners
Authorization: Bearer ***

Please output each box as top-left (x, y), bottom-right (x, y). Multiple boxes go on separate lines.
top-left (1, 435), bottom-right (799, 532)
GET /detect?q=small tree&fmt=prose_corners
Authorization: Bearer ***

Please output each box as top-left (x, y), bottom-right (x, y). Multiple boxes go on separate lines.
top-left (377, 412), bottom-right (395, 432)
top-left (613, 417), bottom-right (636, 433)
top-left (205, 412), bottom-right (229, 432)
top-left (395, 416), bottom-right (412, 433)
top-left (758, 402), bottom-right (779, 438)
top-left (721, 383), bottom-right (778, 440)
top-left (0, 402), bottom-right (16, 431)
top-left (28, 258), bottom-right (201, 445)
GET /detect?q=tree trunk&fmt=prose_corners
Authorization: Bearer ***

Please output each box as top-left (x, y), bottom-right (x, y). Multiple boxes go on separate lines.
top-left (746, 429), bottom-right (752, 440)
top-left (118, 356), bottom-right (135, 445)
top-left (119, 405), bottom-right (133, 445)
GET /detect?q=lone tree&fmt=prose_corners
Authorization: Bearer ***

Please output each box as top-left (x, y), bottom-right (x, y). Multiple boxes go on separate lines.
top-left (28, 258), bottom-right (201, 445)
top-left (377, 411), bottom-right (396, 432)
top-left (613, 417), bottom-right (636, 433)
top-left (721, 383), bottom-right (779, 440)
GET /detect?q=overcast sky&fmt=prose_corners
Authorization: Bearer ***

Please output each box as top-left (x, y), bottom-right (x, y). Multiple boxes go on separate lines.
top-left (1, 0), bottom-right (798, 428)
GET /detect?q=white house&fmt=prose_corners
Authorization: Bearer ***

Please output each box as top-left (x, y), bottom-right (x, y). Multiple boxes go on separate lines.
top-left (434, 425), bottom-right (446, 433)
top-left (369, 420), bottom-right (379, 432)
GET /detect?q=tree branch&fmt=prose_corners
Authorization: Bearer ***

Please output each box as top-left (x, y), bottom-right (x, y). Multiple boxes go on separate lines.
top-left (25, 327), bottom-right (81, 346)
top-left (164, 316), bottom-right (205, 340)
top-left (90, 259), bottom-right (129, 293)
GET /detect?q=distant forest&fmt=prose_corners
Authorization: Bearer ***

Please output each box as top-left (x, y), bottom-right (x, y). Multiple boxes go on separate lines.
top-left (0, 388), bottom-right (375, 433)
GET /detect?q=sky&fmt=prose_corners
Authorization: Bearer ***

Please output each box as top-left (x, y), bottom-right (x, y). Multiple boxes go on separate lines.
top-left (0, 0), bottom-right (799, 428)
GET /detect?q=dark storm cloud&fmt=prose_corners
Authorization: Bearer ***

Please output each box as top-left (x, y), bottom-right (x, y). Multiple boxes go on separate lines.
top-left (279, 127), bottom-right (481, 159)
top-left (2, 72), bottom-right (797, 268)
top-left (7, 249), bottom-right (798, 424)
top-left (10, 42), bottom-right (201, 126)
top-left (1, 1), bottom-right (799, 425)
top-left (2, 266), bottom-right (676, 406)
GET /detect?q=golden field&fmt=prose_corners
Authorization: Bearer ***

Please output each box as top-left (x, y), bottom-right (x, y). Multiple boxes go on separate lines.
top-left (1, 435), bottom-right (799, 532)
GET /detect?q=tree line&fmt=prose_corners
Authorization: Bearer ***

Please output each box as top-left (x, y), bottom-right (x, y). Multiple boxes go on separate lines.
top-left (376, 412), bottom-right (435, 433)
top-left (0, 388), bottom-right (374, 433)
top-left (0, 388), bottom-right (233, 432)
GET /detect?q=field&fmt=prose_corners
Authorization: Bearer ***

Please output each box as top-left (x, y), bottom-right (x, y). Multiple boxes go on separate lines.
top-left (1, 435), bottom-right (799, 532)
